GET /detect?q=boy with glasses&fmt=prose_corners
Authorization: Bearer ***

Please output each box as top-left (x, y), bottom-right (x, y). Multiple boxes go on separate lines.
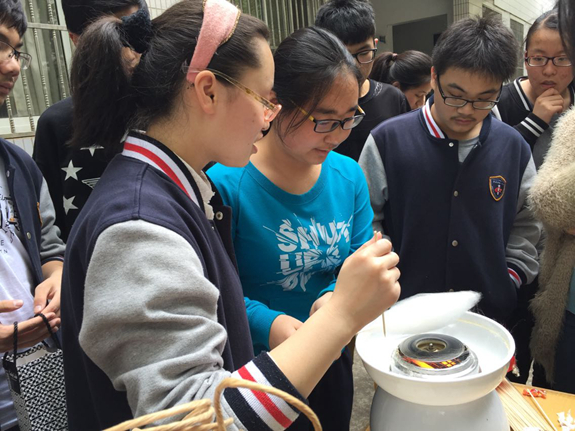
top-left (315, 0), bottom-right (408, 161)
top-left (32, 0), bottom-right (146, 241)
top-left (359, 16), bottom-right (541, 323)
top-left (0, 0), bottom-right (65, 429)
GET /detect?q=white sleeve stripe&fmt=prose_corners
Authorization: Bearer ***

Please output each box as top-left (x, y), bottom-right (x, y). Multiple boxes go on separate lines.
top-left (242, 362), bottom-right (299, 422)
top-left (520, 121), bottom-right (541, 137)
top-left (524, 117), bottom-right (544, 134)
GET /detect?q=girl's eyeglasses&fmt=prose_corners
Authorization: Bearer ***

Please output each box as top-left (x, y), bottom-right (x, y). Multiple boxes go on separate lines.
top-left (207, 69), bottom-right (281, 122)
top-left (295, 104), bottom-right (366, 133)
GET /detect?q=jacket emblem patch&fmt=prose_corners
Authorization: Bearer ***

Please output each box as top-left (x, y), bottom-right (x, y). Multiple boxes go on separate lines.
top-left (489, 176), bottom-right (506, 201)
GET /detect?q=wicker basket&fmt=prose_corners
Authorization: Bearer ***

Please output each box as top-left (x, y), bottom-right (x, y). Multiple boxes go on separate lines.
top-left (105, 377), bottom-right (321, 431)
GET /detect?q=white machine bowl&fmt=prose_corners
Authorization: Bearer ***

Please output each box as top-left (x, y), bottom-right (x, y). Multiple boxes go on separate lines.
top-left (356, 311), bottom-right (515, 407)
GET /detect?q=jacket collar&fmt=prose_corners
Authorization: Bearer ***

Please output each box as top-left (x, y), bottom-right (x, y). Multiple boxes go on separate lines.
top-left (122, 132), bottom-right (205, 212)
top-left (419, 96), bottom-right (492, 145)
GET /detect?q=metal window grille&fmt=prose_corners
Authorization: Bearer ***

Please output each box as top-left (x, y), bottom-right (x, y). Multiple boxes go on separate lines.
top-left (1, 0), bottom-right (327, 139)
top-left (510, 19), bottom-right (525, 79)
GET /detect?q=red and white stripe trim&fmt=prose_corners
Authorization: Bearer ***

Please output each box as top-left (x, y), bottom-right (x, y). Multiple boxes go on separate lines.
top-left (122, 135), bottom-right (200, 207)
top-left (422, 100), bottom-right (446, 139)
top-left (508, 268), bottom-right (521, 288)
top-left (232, 362), bottom-right (299, 430)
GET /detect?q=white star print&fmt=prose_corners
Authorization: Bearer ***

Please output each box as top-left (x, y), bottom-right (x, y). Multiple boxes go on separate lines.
top-left (81, 145), bottom-right (104, 156)
top-left (62, 160), bottom-right (82, 181)
top-left (63, 196), bottom-right (78, 215)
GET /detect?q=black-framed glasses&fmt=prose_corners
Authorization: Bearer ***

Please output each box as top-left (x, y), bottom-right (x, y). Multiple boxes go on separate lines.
top-left (0, 40), bottom-right (31, 70)
top-left (525, 56), bottom-right (572, 67)
top-left (351, 48), bottom-right (378, 64)
top-left (436, 75), bottom-right (502, 110)
top-left (295, 104), bottom-right (366, 133)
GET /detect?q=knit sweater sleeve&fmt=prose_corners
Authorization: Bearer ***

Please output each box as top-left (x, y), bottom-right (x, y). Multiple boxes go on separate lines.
top-left (529, 107), bottom-right (575, 232)
top-left (505, 156), bottom-right (541, 286)
top-left (80, 220), bottom-right (303, 430)
top-left (359, 134), bottom-right (389, 234)
top-left (38, 178), bottom-right (65, 263)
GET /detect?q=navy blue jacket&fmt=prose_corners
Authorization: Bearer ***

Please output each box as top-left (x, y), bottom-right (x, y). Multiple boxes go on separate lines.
top-left (0, 139), bottom-right (64, 285)
top-left (61, 137), bottom-right (254, 430)
top-left (363, 102), bottom-right (538, 322)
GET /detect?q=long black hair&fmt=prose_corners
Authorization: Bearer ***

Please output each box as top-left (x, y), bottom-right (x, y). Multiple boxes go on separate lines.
top-left (272, 26), bottom-right (362, 136)
top-left (370, 51), bottom-right (432, 91)
top-left (70, 0), bottom-right (269, 153)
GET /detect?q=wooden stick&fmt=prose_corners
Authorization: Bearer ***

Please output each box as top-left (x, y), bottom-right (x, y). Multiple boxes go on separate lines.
top-left (373, 231), bottom-right (387, 337)
top-left (527, 389), bottom-right (558, 431)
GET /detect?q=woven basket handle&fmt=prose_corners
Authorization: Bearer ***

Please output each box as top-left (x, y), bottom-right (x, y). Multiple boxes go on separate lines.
top-left (105, 377), bottom-right (322, 431)
top-left (214, 377), bottom-right (322, 430)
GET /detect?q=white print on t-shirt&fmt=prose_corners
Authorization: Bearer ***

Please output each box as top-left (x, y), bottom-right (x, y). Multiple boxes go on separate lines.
top-left (264, 215), bottom-right (352, 292)
top-left (0, 167), bottom-right (36, 325)
top-left (0, 193), bottom-right (18, 246)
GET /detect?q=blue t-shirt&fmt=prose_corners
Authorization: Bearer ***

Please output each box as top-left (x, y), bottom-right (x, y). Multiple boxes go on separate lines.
top-left (209, 152), bottom-right (373, 353)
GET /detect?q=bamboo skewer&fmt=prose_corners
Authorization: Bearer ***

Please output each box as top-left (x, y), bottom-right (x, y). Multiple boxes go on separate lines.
top-left (373, 231), bottom-right (387, 337)
top-left (496, 378), bottom-right (556, 431)
top-left (526, 388), bottom-right (558, 431)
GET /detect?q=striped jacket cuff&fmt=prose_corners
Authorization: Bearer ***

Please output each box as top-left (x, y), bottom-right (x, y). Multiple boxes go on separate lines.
top-left (224, 353), bottom-right (306, 430)
top-left (516, 113), bottom-right (549, 146)
top-left (507, 264), bottom-right (526, 288)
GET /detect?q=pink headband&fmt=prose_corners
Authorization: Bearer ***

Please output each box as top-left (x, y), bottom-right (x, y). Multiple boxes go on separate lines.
top-left (186, 0), bottom-right (241, 83)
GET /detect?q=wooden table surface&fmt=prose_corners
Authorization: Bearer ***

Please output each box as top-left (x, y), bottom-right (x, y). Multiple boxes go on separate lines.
top-left (512, 383), bottom-right (575, 429)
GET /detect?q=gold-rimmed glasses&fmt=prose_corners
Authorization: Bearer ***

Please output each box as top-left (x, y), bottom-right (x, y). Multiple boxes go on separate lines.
top-left (207, 69), bottom-right (281, 122)
top-left (295, 103), bottom-right (366, 133)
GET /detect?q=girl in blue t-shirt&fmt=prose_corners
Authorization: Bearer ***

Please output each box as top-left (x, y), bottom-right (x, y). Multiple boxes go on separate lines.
top-left (209, 26), bottom-right (373, 430)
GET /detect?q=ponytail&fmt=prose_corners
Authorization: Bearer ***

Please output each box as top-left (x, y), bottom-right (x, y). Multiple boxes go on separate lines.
top-left (369, 52), bottom-right (396, 84)
top-left (70, 16), bottom-right (135, 154)
top-left (370, 50), bottom-right (432, 91)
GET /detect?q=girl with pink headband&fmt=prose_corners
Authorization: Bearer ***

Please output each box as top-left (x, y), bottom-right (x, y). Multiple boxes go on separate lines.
top-left (60, 0), bottom-right (400, 429)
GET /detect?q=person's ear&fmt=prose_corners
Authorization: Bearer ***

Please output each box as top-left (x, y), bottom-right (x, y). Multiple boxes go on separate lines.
top-left (69, 32), bottom-right (80, 46)
top-left (430, 67), bottom-right (438, 92)
top-left (374, 38), bottom-right (379, 46)
top-left (270, 90), bottom-right (279, 105)
top-left (192, 71), bottom-right (219, 115)
top-left (391, 81), bottom-right (401, 89)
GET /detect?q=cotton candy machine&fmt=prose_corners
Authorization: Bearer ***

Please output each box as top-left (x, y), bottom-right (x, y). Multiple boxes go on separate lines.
top-left (357, 311), bottom-right (514, 431)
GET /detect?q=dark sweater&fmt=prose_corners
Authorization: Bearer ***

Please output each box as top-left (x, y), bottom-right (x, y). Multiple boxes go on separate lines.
top-left (33, 98), bottom-right (113, 241)
top-left (335, 79), bottom-right (408, 161)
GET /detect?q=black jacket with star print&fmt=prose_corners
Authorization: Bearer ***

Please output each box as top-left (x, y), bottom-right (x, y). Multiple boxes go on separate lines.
top-left (33, 98), bottom-right (113, 241)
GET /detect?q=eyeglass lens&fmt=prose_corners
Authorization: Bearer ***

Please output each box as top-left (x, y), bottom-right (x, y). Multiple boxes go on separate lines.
top-left (0, 41), bottom-right (31, 69)
top-left (444, 98), bottom-right (495, 109)
top-left (356, 50), bottom-right (376, 64)
top-left (315, 115), bottom-right (364, 133)
top-left (526, 56), bottom-right (572, 67)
